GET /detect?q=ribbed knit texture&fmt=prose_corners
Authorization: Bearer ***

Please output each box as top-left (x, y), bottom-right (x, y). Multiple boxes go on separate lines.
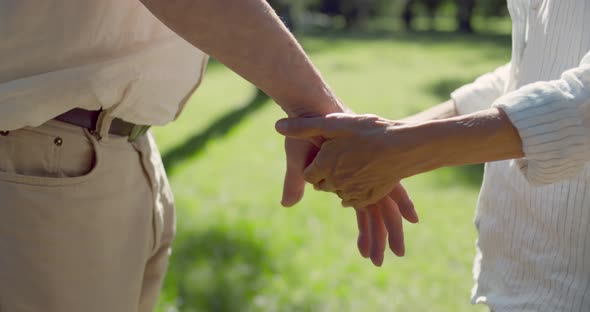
top-left (450, 1), bottom-right (590, 311)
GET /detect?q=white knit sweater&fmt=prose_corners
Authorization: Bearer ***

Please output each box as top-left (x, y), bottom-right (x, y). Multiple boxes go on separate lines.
top-left (450, 1), bottom-right (590, 311)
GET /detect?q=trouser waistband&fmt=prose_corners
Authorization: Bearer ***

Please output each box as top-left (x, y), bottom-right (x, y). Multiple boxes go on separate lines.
top-left (53, 108), bottom-right (150, 142)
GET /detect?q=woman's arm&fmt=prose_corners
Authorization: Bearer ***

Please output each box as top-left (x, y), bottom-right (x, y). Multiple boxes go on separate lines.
top-left (277, 51), bottom-right (590, 206)
top-left (276, 108), bottom-right (523, 208)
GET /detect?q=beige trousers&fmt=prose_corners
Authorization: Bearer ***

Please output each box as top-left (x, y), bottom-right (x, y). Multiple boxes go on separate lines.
top-left (0, 120), bottom-right (175, 312)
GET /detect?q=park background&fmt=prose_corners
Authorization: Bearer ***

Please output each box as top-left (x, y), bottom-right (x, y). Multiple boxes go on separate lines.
top-left (155, 1), bottom-right (512, 311)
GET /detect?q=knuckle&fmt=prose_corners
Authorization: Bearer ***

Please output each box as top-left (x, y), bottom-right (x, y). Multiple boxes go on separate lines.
top-left (342, 200), bottom-right (356, 208)
top-left (357, 200), bottom-right (372, 209)
top-left (337, 190), bottom-right (354, 201)
top-left (362, 113), bottom-right (379, 119)
top-left (313, 152), bottom-right (332, 170)
top-left (303, 172), bottom-right (318, 183)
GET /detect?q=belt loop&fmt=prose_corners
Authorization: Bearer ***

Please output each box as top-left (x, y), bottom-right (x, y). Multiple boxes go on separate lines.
top-left (94, 108), bottom-right (114, 142)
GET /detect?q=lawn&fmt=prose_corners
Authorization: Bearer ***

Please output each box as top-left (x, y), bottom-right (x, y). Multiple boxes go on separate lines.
top-left (154, 22), bottom-right (512, 312)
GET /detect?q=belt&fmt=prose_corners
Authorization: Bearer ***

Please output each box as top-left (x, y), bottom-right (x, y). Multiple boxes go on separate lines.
top-left (54, 108), bottom-right (151, 142)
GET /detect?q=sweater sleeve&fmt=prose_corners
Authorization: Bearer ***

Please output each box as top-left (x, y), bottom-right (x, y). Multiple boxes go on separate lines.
top-left (451, 63), bottom-right (511, 115)
top-left (493, 51), bottom-right (590, 185)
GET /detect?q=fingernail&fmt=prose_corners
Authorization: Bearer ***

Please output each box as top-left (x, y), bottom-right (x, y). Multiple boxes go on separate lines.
top-left (371, 251), bottom-right (384, 266)
top-left (275, 120), bottom-right (288, 133)
top-left (281, 198), bottom-right (294, 207)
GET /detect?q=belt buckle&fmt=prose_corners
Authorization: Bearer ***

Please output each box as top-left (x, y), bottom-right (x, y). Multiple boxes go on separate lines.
top-left (128, 125), bottom-right (151, 142)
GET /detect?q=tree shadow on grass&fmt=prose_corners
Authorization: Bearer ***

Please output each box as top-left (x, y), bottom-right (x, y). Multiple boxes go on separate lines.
top-left (452, 164), bottom-right (484, 187)
top-left (161, 228), bottom-right (275, 312)
top-left (402, 76), bottom-right (475, 117)
top-left (301, 28), bottom-right (511, 55)
top-left (430, 164), bottom-right (484, 189)
top-left (427, 77), bottom-right (473, 102)
top-left (162, 89), bottom-right (272, 175)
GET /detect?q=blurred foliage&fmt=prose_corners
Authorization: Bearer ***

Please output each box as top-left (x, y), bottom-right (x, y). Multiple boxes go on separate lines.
top-left (266, 0), bottom-right (508, 32)
top-left (478, 0), bottom-right (509, 16)
top-left (307, 0), bottom-right (392, 29)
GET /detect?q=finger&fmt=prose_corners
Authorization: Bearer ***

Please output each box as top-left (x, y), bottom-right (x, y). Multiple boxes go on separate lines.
top-left (340, 186), bottom-right (382, 208)
top-left (368, 205), bottom-right (387, 267)
top-left (303, 160), bottom-right (327, 185)
top-left (378, 197), bottom-right (405, 257)
top-left (337, 191), bottom-right (354, 206)
top-left (342, 198), bottom-right (371, 208)
top-left (390, 185), bottom-right (419, 223)
top-left (275, 117), bottom-right (333, 139)
top-left (355, 208), bottom-right (371, 258)
top-left (313, 179), bottom-right (339, 193)
top-left (281, 138), bottom-right (318, 207)
top-left (275, 114), bottom-right (357, 139)
top-left (341, 198), bottom-right (359, 208)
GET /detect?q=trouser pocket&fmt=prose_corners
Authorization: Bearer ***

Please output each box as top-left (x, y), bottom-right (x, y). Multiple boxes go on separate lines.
top-left (0, 120), bottom-right (99, 186)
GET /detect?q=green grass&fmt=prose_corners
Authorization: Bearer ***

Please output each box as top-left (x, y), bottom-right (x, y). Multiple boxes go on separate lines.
top-left (153, 27), bottom-right (511, 312)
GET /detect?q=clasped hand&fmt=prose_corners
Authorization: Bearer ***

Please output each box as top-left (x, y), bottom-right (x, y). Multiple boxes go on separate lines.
top-left (277, 113), bottom-right (435, 266)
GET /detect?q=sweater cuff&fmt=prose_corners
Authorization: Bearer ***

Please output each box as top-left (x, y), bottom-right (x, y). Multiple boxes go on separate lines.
top-left (451, 84), bottom-right (485, 116)
top-left (451, 82), bottom-right (504, 116)
top-left (493, 82), bottom-right (590, 185)
top-left (451, 64), bottom-right (511, 116)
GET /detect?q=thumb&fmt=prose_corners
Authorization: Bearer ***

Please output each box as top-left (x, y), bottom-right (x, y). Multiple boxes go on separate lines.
top-left (281, 138), bottom-right (318, 207)
top-left (275, 117), bottom-right (335, 139)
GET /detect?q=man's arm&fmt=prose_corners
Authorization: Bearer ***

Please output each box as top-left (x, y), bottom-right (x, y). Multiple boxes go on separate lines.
top-left (139, 0), bottom-right (418, 266)
top-left (139, 0), bottom-right (344, 208)
top-left (139, 0), bottom-right (342, 117)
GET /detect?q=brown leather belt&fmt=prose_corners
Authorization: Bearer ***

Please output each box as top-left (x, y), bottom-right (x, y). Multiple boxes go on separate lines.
top-left (54, 108), bottom-right (150, 142)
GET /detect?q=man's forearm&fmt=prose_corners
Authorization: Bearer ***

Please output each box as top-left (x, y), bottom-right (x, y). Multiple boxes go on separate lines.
top-left (140, 0), bottom-right (344, 117)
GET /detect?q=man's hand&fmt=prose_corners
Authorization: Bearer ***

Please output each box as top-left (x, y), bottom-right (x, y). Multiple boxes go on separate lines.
top-left (355, 185), bottom-right (418, 266)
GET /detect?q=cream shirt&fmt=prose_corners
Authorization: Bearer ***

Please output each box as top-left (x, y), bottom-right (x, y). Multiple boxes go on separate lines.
top-left (0, 1), bottom-right (208, 130)
top-left (451, 0), bottom-right (590, 311)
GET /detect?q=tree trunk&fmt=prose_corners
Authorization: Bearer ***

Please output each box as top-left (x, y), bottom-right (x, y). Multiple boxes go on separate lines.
top-left (456, 0), bottom-right (476, 33)
top-left (267, 0), bottom-right (296, 31)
